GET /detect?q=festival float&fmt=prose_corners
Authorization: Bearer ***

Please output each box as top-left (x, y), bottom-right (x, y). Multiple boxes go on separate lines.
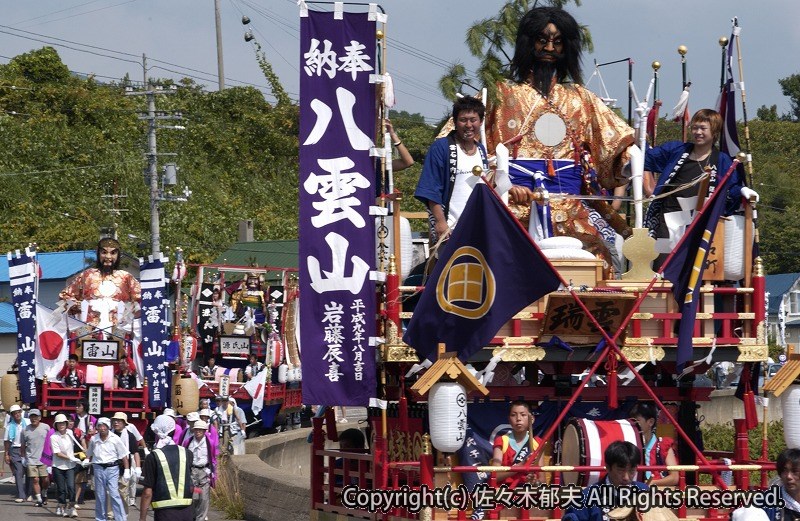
top-left (188, 262), bottom-right (303, 431)
top-left (3, 245), bottom-right (301, 436)
top-left (294, 4), bottom-right (779, 521)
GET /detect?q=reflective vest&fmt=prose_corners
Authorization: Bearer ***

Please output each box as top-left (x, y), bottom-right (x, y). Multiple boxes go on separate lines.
top-left (150, 445), bottom-right (193, 509)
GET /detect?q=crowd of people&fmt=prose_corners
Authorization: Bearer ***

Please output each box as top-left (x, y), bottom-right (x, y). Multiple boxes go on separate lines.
top-left (1, 397), bottom-right (240, 521)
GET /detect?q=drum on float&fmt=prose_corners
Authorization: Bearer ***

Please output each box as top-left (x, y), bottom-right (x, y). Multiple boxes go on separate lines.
top-left (561, 418), bottom-right (644, 486)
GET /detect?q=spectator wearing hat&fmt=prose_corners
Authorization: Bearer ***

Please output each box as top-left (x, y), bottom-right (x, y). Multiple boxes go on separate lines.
top-left (112, 412), bottom-right (142, 511)
top-left (51, 413), bottom-right (82, 517)
top-left (182, 420), bottom-right (216, 521)
top-left (21, 409), bottom-right (51, 506)
top-left (139, 417), bottom-right (194, 521)
top-left (162, 408), bottom-right (185, 445)
top-left (87, 417), bottom-right (129, 521)
top-left (179, 412), bottom-right (200, 446)
top-left (197, 409), bottom-right (219, 450)
top-left (4, 404), bottom-right (29, 502)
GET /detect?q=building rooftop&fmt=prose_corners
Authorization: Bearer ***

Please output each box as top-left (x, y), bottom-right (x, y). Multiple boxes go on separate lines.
top-left (1, 250), bottom-right (95, 283)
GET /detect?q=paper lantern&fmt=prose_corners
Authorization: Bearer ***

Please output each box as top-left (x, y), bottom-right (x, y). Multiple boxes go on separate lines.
top-left (374, 216), bottom-right (414, 280)
top-left (268, 336), bottom-right (283, 368)
top-left (172, 373), bottom-right (199, 416)
top-left (182, 335), bottom-right (197, 363)
top-left (278, 364), bottom-right (288, 384)
top-left (724, 215), bottom-right (750, 281)
top-left (783, 385), bottom-right (800, 449)
top-left (1, 373), bottom-right (21, 410)
top-left (427, 382), bottom-right (467, 452)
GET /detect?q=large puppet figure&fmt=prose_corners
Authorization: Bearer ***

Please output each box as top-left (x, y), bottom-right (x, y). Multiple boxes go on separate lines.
top-left (59, 237), bottom-right (141, 332)
top-left (485, 7), bottom-right (635, 271)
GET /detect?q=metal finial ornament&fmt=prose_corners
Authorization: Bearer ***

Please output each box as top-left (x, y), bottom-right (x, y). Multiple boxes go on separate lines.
top-left (719, 36), bottom-right (729, 47)
top-left (471, 165), bottom-right (483, 177)
top-left (677, 45), bottom-right (688, 56)
top-left (376, 29), bottom-right (384, 40)
top-left (652, 61), bottom-right (661, 71)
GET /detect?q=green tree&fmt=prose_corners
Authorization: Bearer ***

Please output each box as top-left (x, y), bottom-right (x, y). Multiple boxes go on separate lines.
top-left (438, 0), bottom-right (592, 102)
top-left (756, 104), bottom-right (778, 122)
top-left (0, 47), bottom-right (300, 265)
top-left (778, 73), bottom-right (800, 121)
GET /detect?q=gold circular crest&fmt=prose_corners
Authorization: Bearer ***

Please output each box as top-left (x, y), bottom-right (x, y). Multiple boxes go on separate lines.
top-left (435, 246), bottom-right (496, 319)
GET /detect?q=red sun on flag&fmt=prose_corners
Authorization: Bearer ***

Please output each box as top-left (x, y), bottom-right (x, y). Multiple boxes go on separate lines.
top-left (38, 330), bottom-right (64, 360)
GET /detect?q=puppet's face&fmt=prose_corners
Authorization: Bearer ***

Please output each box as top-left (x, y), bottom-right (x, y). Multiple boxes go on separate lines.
top-left (99, 246), bottom-right (120, 273)
top-left (532, 23), bottom-right (564, 64)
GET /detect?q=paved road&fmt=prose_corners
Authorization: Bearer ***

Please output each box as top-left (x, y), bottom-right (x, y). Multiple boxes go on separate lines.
top-left (0, 480), bottom-right (233, 521)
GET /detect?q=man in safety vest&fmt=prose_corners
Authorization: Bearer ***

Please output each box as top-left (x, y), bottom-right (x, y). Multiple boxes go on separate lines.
top-left (139, 416), bottom-right (194, 521)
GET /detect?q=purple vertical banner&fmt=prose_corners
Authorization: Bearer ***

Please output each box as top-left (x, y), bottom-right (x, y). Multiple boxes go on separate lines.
top-left (139, 254), bottom-right (171, 408)
top-left (7, 248), bottom-right (38, 402)
top-left (299, 8), bottom-right (377, 406)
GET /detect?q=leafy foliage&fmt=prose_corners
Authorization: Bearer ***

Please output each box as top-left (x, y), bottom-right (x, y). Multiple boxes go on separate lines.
top-left (778, 73), bottom-right (800, 121)
top-left (0, 47), bottom-right (298, 265)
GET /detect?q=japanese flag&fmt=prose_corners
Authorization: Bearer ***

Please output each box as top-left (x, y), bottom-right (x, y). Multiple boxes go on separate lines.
top-left (35, 304), bottom-right (70, 380)
top-left (243, 368), bottom-right (267, 416)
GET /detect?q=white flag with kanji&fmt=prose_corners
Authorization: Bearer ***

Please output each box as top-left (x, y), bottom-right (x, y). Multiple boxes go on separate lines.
top-left (243, 368), bottom-right (267, 416)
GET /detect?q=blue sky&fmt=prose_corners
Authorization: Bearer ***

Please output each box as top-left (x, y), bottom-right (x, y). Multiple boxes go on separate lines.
top-left (1, 0), bottom-right (797, 124)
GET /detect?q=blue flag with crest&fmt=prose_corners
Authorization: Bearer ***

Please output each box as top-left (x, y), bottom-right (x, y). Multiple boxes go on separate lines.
top-left (402, 184), bottom-right (561, 361)
top-left (661, 169), bottom-right (733, 373)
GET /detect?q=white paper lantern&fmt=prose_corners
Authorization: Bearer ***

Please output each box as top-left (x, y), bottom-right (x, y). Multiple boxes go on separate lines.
top-left (278, 364), bottom-right (289, 384)
top-left (724, 215), bottom-right (750, 281)
top-left (428, 382), bottom-right (468, 453)
top-left (375, 216), bottom-right (414, 280)
top-left (783, 385), bottom-right (800, 449)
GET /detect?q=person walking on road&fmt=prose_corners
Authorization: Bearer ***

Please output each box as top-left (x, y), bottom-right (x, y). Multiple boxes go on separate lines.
top-left (139, 415), bottom-right (194, 521)
top-left (4, 404), bottom-right (29, 503)
top-left (20, 408), bottom-right (50, 506)
top-left (87, 417), bottom-right (129, 521)
top-left (50, 413), bottom-right (81, 517)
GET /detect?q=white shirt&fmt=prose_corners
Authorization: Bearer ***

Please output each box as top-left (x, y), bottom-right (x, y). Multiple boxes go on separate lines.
top-left (87, 432), bottom-right (127, 464)
top-left (3, 417), bottom-right (28, 447)
top-left (447, 147), bottom-right (483, 227)
top-left (188, 436), bottom-right (209, 468)
top-left (50, 432), bottom-right (78, 471)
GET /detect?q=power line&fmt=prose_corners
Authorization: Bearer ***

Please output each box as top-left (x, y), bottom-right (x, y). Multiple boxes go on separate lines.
top-left (0, 27), bottom-right (141, 65)
top-left (12, 0), bottom-right (113, 26)
top-left (17, 0), bottom-right (141, 29)
top-left (0, 23), bottom-right (139, 58)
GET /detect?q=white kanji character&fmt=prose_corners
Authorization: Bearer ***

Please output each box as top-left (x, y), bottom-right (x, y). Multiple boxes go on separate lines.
top-left (338, 40), bottom-right (373, 80)
top-left (304, 38), bottom-right (338, 78)
top-left (303, 88), bottom-right (372, 150)
top-left (307, 232), bottom-right (369, 294)
top-left (304, 156), bottom-right (370, 228)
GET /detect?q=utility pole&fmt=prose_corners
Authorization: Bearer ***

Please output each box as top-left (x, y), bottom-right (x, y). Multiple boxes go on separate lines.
top-left (214, 0), bottom-right (225, 90)
top-left (147, 90), bottom-right (161, 255)
top-left (128, 84), bottom-right (188, 256)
